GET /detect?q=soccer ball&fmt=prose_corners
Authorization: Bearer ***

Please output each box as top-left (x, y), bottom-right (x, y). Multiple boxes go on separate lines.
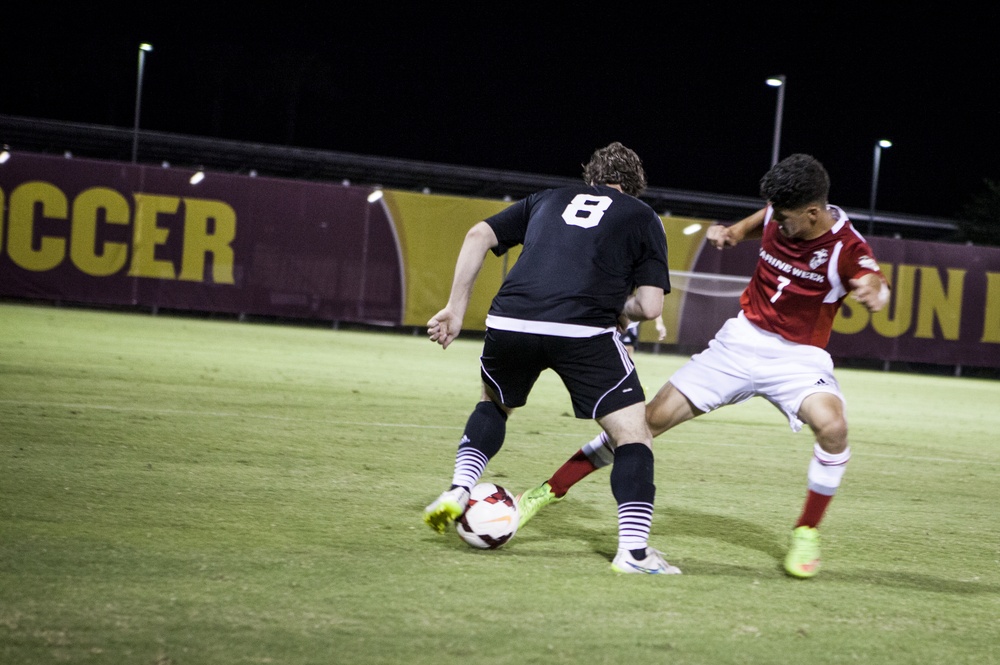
top-left (456, 483), bottom-right (519, 550)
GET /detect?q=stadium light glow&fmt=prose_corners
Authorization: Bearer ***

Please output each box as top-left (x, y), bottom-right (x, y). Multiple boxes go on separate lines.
top-left (766, 75), bottom-right (786, 167)
top-left (868, 139), bottom-right (892, 236)
top-left (132, 43), bottom-right (153, 164)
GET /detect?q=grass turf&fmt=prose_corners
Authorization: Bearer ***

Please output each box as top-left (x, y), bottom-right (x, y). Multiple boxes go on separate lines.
top-left (1, 301), bottom-right (998, 664)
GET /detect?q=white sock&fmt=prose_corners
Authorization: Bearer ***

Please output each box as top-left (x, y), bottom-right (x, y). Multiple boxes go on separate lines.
top-left (582, 431), bottom-right (614, 469)
top-left (451, 446), bottom-right (489, 490)
top-left (617, 501), bottom-right (653, 552)
top-left (807, 442), bottom-right (851, 496)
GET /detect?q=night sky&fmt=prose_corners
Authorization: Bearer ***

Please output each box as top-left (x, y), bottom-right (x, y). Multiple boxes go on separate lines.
top-left (3, 2), bottom-right (998, 220)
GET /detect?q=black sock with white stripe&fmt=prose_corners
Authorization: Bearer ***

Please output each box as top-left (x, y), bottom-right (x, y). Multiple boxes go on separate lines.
top-left (610, 443), bottom-right (655, 557)
top-left (449, 400), bottom-right (508, 491)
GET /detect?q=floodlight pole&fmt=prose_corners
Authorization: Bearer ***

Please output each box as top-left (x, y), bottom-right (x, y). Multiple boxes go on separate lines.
top-left (132, 43), bottom-right (153, 164)
top-left (868, 139), bottom-right (892, 236)
top-left (766, 75), bottom-right (786, 167)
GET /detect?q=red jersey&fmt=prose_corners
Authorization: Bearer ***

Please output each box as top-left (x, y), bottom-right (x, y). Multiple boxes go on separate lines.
top-left (741, 205), bottom-right (884, 348)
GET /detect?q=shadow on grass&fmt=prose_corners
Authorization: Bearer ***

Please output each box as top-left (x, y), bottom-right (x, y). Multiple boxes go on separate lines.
top-left (659, 505), bottom-right (786, 559)
top-left (510, 500), bottom-right (784, 566)
top-left (820, 569), bottom-right (1000, 595)
top-left (420, 499), bottom-right (1000, 594)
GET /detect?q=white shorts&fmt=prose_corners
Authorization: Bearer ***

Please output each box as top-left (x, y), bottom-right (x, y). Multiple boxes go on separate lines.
top-left (669, 312), bottom-right (844, 432)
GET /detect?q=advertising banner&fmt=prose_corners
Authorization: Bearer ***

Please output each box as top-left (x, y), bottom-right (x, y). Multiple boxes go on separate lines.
top-left (2, 151), bottom-right (998, 369)
top-left (0, 152), bottom-right (403, 324)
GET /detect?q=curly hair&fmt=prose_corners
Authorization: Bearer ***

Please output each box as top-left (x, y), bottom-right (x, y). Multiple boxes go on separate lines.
top-left (582, 142), bottom-right (647, 196)
top-left (759, 153), bottom-right (830, 210)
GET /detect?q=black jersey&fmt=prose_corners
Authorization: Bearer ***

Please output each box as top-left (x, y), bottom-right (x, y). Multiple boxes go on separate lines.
top-left (484, 184), bottom-right (670, 335)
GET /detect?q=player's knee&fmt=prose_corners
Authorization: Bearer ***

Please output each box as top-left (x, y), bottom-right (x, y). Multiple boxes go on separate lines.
top-left (616, 420), bottom-right (652, 448)
top-left (644, 396), bottom-right (670, 433)
top-left (645, 385), bottom-right (695, 437)
top-left (605, 414), bottom-right (652, 449)
top-left (479, 398), bottom-right (509, 421)
top-left (814, 418), bottom-right (848, 453)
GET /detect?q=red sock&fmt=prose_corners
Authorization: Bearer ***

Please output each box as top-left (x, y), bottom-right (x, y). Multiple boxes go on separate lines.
top-left (547, 450), bottom-right (599, 497)
top-left (795, 490), bottom-right (833, 528)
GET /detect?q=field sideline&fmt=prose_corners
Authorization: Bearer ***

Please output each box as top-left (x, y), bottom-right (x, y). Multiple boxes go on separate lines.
top-left (1, 301), bottom-right (998, 664)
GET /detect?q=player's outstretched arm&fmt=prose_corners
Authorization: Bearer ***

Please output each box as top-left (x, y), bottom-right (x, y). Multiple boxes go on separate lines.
top-left (706, 207), bottom-right (767, 249)
top-left (428, 221), bottom-right (498, 349)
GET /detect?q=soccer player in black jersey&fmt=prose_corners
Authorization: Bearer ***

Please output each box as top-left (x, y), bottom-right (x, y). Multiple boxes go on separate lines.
top-left (423, 142), bottom-right (679, 574)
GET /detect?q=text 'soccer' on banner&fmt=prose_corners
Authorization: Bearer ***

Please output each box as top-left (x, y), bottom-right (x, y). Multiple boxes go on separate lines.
top-left (0, 152), bottom-right (404, 323)
top-left (2, 151), bottom-right (999, 369)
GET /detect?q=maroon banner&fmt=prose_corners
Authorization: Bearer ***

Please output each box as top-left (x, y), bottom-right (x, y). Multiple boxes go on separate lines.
top-left (3, 151), bottom-right (998, 370)
top-left (833, 238), bottom-right (1000, 367)
top-left (0, 152), bottom-right (403, 324)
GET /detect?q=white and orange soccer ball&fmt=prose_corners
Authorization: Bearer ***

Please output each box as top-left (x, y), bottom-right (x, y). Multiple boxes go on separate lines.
top-left (455, 483), bottom-right (519, 550)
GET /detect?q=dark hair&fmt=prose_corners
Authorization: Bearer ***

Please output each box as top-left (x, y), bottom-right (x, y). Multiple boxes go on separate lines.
top-left (759, 153), bottom-right (830, 210)
top-left (582, 142), bottom-right (647, 196)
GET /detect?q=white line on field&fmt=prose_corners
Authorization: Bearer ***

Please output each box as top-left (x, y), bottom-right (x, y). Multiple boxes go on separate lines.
top-left (0, 399), bottom-right (464, 430)
top-left (2, 399), bottom-right (997, 466)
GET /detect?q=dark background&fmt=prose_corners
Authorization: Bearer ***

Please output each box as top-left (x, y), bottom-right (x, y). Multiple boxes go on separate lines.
top-left (3, 2), bottom-right (997, 220)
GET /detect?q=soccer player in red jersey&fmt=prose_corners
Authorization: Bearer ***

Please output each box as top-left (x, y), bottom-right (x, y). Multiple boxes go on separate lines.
top-left (516, 153), bottom-right (891, 578)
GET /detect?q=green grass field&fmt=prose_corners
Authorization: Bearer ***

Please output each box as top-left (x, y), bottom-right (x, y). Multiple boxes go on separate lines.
top-left (1, 301), bottom-right (998, 664)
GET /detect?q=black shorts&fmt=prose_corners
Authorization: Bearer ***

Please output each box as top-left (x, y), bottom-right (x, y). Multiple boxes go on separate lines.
top-left (479, 328), bottom-right (645, 419)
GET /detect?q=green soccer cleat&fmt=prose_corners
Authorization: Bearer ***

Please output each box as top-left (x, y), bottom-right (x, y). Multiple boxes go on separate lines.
top-left (515, 482), bottom-right (562, 529)
top-left (423, 487), bottom-right (470, 534)
top-left (784, 526), bottom-right (821, 578)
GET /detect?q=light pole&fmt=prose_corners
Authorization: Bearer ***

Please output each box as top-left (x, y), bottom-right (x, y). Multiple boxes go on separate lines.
top-left (868, 139), bottom-right (892, 236)
top-left (132, 42), bottom-right (153, 164)
top-left (766, 75), bottom-right (786, 167)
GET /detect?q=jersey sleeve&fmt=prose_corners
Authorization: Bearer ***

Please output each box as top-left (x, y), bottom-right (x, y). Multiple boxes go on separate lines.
top-left (631, 213), bottom-right (671, 292)
top-left (484, 196), bottom-right (532, 256)
top-left (840, 233), bottom-right (889, 288)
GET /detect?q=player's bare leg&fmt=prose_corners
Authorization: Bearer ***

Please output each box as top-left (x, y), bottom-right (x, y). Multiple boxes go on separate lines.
top-left (800, 392), bottom-right (849, 455)
top-left (645, 381), bottom-right (702, 437)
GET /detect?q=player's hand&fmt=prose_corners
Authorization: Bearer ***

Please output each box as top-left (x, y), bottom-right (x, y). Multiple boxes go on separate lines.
top-left (850, 275), bottom-right (890, 313)
top-left (427, 308), bottom-right (463, 349)
top-left (655, 318), bottom-right (667, 341)
top-left (706, 224), bottom-right (738, 249)
top-left (616, 312), bottom-right (632, 334)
